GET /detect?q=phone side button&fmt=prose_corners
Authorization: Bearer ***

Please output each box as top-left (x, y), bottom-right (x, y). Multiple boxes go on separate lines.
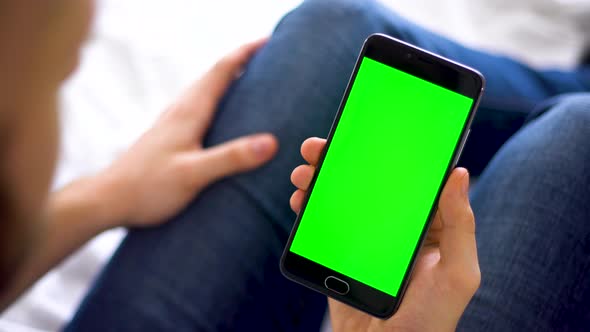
top-left (324, 276), bottom-right (350, 295)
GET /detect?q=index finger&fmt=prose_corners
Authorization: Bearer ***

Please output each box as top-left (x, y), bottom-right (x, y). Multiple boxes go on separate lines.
top-left (173, 37), bottom-right (268, 135)
top-left (195, 37), bottom-right (268, 110)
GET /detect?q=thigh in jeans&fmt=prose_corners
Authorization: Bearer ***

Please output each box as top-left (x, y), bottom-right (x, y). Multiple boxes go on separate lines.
top-left (460, 94), bottom-right (590, 331)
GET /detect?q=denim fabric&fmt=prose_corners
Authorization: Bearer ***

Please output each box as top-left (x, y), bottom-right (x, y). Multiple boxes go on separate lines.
top-left (66, 0), bottom-right (590, 331)
top-left (461, 94), bottom-right (590, 331)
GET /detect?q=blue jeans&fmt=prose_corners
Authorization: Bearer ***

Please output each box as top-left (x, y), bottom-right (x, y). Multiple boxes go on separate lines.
top-left (66, 0), bottom-right (590, 331)
top-left (461, 94), bottom-right (590, 331)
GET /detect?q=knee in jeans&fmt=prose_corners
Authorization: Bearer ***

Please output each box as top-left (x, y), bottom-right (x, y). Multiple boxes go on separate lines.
top-left (521, 94), bottom-right (590, 168)
top-left (282, 0), bottom-right (418, 48)
top-left (549, 94), bottom-right (590, 141)
top-left (297, 0), bottom-right (372, 19)
top-left (500, 94), bottom-right (590, 171)
top-left (283, 0), bottom-right (382, 37)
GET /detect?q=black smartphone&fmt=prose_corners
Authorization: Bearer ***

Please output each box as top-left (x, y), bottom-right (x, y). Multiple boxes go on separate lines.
top-left (280, 33), bottom-right (485, 318)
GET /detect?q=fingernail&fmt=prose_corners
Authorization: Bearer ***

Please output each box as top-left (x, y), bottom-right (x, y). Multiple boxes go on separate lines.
top-left (462, 169), bottom-right (470, 197)
top-left (251, 136), bottom-right (274, 159)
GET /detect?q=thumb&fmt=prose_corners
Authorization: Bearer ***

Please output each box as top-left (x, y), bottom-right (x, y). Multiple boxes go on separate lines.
top-left (189, 133), bottom-right (278, 186)
top-left (438, 168), bottom-right (478, 272)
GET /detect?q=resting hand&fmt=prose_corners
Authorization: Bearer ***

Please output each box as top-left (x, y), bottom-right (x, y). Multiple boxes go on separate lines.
top-left (290, 137), bottom-right (480, 332)
top-left (99, 38), bottom-right (278, 227)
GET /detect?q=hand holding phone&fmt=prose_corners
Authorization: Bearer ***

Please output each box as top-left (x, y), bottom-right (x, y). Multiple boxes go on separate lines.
top-left (282, 34), bottom-right (484, 318)
top-left (291, 138), bottom-right (480, 332)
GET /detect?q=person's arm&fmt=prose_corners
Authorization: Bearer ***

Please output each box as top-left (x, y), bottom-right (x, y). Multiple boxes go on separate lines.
top-left (0, 174), bottom-right (128, 310)
top-left (290, 138), bottom-right (480, 332)
top-left (0, 39), bottom-right (278, 310)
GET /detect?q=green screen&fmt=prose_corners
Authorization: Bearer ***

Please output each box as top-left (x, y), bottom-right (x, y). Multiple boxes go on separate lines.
top-left (290, 57), bottom-right (473, 296)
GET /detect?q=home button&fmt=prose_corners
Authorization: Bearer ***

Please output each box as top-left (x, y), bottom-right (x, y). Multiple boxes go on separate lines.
top-left (324, 276), bottom-right (350, 295)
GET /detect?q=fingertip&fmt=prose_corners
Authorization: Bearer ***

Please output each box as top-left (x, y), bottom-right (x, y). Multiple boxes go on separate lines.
top-left (451, 167), bottom-right (470, 201)
top-left (196, 39), bottom-right (268, 109)
top-left (250, 36), bottom-right (270, 48)
top-left (290, 190), bottom-right (305, 214)
top-left (215, 37), bottom-right (269, 78)
top-left (290, 166), bottom-right (300, 187)
top-left (310, 137), bottom-right (327, 145)
top-left (437, 168), bottom-right (478, 271)
top-left (235, 36), bottom-right (269, 62)
top-left (454, 167), bottom-right (469, 178)
top-left (291, 165), bottom-right (315, 190)
top-left (300, 137), bottom-right (317, 155)
top-left (250, 133), bottom-right (279, 163)
top-left (443, 168), bottom-right (469, 200)
top-left (439, 167), bottom-right (474, 231)
top-left (301, 137), bottom-right (327, 165)
top-left (450, 167), bottom-right (468, 187)
top-left (459, 168), bottom-right (470, 197)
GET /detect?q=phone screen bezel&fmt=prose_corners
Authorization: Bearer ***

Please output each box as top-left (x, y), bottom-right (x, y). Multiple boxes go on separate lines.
top-left (280, 33), bottom-right (485, 319)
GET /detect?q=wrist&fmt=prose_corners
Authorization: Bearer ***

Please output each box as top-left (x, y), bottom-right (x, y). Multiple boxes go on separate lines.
top-left (88, 169), bottom-right (133, 229)
top-left (51, 171), bottom-right (131, 233)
